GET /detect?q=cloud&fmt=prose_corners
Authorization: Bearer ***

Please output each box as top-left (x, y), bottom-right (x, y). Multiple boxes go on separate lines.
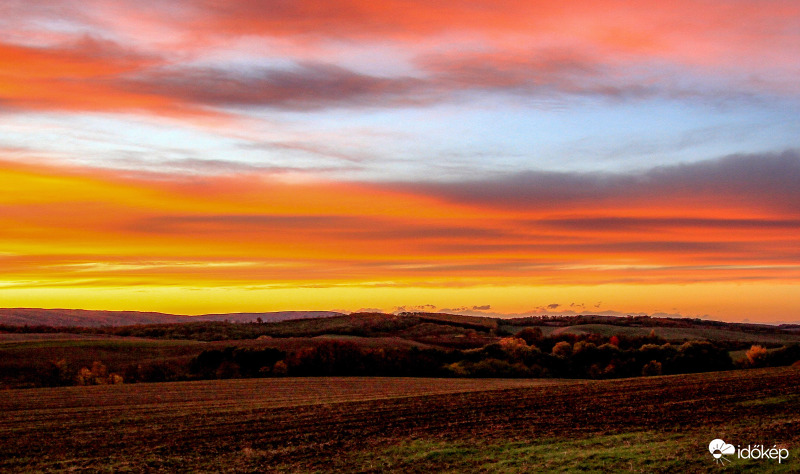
top-left (181, 0), bottom-right (546, 40)
top-left (0, 37), bottom-right (177, 114)
top-left (0, 36), bottom-right (427, 116)
top-left (125, 63), bottom-right (429, 111)
top-left (132, 214), bottom-right (366, 234)
top-left (537, 216), bottom-right (800, 233)
top-left (393, 304), bottom-right (437, 313)
top-left (440, 305), bottom-right (491, 313)
top-left (3, 0), bottom-right (797, 120)
top-left (128, 214), bottom-right (514, 255)
top-left (396, 150), bottom-right (800, 214)
top-left (173, 0), bottom-right (800, 58)
top-left (120, 50), bottom-right (792, 114)
top-left (2, 153), bottom-right (800, 290)
top-left (154, 1), bottom-right (800, 102)
top-left (415, 49), bottom-right (664, 104)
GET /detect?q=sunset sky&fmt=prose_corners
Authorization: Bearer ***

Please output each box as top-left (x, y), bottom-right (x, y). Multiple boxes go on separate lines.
top-left (1, 1), bottom-right (799, 322)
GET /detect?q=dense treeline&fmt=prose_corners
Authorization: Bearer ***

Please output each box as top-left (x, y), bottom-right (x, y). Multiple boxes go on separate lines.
top-left (184, 332), bottom-right (799, 381)
top-left (503, 314), bottom-right (795, 335)
top-left (4, 336), bottom-right (800, 388)
top-left (190, 343), bottom-right (457, 378)
top-left (1, 345), bottom-right (198, 388)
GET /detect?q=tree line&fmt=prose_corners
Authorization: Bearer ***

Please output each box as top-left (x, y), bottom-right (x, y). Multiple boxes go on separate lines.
top-left (184, 330), bottom-right (799, 381)
top-left (5, 328), bottom-right (800, 388)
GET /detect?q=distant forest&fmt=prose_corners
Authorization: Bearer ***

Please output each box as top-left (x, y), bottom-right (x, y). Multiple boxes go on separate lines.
top-left (2, 312), bottom-right (800, 388)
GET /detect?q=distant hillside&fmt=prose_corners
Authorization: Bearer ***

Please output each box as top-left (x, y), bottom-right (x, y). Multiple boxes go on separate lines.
top-left (502, 314), bottom-right (797, 334)
top-left (3, 309), bottom-right (798, 347)
top-left (0, 308), bottom-right (342, 327)
top-left (190, 312), bottom-right (343, 324)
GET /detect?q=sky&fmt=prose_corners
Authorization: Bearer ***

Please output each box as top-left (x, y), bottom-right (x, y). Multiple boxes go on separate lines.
top-left (1, 1), bottom-right (799, 322)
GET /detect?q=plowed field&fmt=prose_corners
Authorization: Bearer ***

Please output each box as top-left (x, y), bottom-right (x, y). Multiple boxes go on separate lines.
top-left (1, 368), bottom-right (798, 472)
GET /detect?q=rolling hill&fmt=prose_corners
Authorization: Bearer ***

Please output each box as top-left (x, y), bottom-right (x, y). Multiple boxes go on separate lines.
top-left (0, 308), bottom-right (342, 327)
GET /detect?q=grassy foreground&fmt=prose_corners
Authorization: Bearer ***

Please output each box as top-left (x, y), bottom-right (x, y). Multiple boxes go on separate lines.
top-left (1, 368), bottom-right (798, 472)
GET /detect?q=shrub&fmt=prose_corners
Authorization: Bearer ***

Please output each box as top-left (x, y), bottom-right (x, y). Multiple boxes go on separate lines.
top-left (746, 345), bottom-right (769, 367)
top-left (272, 360), bottom-right (288, 376)
top-left (516, 327), bottom-right (543, 345)
top-left (75, 361), bottom-right (124, 385)
top-left (498, 337), bottom-right (532, 362)
top-left (641, 360), bottom-right (663, 376)
top-left (552, 341), bottom-right (572, 357)
top-left (444, 361), bottom-right (471, 377)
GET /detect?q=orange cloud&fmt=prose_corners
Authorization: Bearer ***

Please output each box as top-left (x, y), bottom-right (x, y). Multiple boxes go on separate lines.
top-left (176, 0), bottom-right (799, 71)
top-left (3, 0), bottom-right (797, 121)
top-left (2, 153), bottom-right (799, 292)
top-left (0, 38), bottom-right (225, 119)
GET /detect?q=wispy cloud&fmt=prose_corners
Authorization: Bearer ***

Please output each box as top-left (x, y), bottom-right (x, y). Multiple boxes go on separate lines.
top-left (125, 63), bottom-right (429, 111)
top-left (2, 152), bottom-right (799, 291)
top-left (3, 0), bottom-right (798, 119)
top-left (396, 151), bottom-right (800, 213)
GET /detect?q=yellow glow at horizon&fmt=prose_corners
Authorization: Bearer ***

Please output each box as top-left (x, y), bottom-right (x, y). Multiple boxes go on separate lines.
top-left (1, 282), bottom-right (797, 323)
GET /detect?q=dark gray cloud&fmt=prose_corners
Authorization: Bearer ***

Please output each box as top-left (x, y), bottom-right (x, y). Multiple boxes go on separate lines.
top-left (395, 151), bottom-right (800, 213)
top-left (112, 53), bottom-right (773, 113)
top-left (130, 51), bottom-right (759, 112)
top-left (126, 63), bottom-right (429, 111)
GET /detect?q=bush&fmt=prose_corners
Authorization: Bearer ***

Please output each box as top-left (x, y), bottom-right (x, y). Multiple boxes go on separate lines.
top-left (552, 341), bottom-right (572, 357)
top-left (498, 337), bottom-right (532, 362)
top-left (746, 345), bottom-right (769, 367)
top-left (516, 327), bottom-right (543, 345)
top-left (75, 361), bottom-right (124, 385)
top-left (641, 360), bottom-right (663, 376)
top-left (272, 360), bottom-right (288, 376)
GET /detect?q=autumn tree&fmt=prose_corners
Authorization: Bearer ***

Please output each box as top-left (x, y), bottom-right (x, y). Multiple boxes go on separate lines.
top-left (516, 327), bottom-right (543, 345)
top-left (745, 345), bottom-right (769, 367)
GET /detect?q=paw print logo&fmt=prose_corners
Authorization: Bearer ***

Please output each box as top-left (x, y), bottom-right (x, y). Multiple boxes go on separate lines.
top-left (709, 439), bottom-right (735, 465)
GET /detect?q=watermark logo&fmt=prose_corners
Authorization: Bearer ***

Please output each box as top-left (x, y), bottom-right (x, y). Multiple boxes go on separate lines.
top-left (708, 439), bottom-right (735, 465)
top-left (708, 438), bottom-right (789, 465)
